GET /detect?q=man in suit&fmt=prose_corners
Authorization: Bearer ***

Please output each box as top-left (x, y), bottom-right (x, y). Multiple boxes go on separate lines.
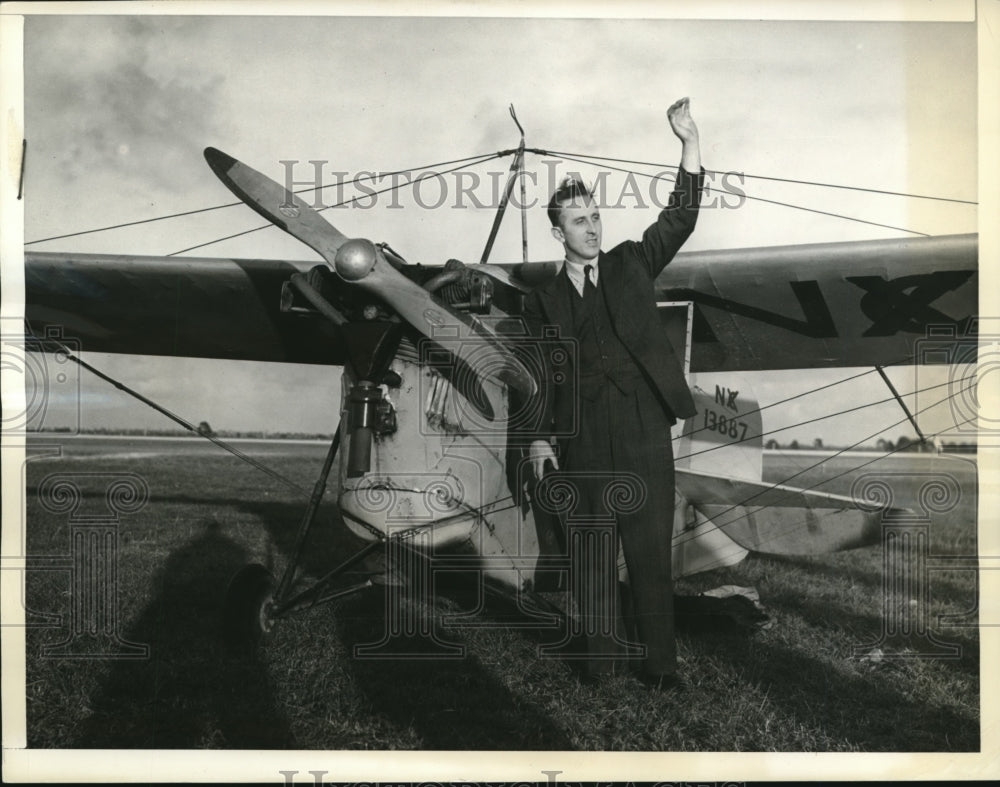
top-left (523, 97), bottom-right (703, 688)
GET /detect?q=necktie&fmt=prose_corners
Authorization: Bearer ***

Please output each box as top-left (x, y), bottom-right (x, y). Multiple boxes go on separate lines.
top-left (583, 264), bottom-right (596, 301)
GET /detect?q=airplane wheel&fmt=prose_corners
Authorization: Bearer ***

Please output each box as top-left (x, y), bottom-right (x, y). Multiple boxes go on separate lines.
top-left (223, 563), bottom-right (277, 650)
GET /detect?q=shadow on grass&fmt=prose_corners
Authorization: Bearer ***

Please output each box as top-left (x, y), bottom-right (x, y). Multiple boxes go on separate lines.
top-left (244, 500), bottom-right (369, 580)
top-left (704, 633), bottom-right (977, 751)
top-left (762, 552), bottom-right (980, 610)
top-left (69, 521), bottom-right (296, 748)
top-left (105, 490), bottom-right (367, 582)
top-left (763, 581), bottom-right (980, 678)
top-left (42, 485), bottom-right (369, 583)
top-left (678, 594), bottom-right (979, 753)
top-left (332, 586), bottom-right (574, 750)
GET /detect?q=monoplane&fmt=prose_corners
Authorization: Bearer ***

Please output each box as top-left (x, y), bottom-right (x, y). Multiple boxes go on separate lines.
top-left (22, 128), bottom-right (978, 643)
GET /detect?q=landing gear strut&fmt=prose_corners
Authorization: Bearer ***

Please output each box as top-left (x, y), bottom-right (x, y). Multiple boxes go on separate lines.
top-left (222, 425), bottom-right (383, 648)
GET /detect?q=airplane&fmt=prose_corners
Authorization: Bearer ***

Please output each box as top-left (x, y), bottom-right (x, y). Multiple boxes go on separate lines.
top-left (21, 142), bottom-right (978, 646)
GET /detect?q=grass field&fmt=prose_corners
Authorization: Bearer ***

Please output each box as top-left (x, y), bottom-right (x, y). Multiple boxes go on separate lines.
top-left (20, 436), bottom-right (979, 751)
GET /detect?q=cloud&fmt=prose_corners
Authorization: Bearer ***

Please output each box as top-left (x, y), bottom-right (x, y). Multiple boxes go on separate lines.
top-left (26, 16), bottom-right (229, 194)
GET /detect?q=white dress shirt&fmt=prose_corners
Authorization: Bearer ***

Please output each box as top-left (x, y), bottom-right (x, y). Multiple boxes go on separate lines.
top-left (563, 257), bottom-right (600, 297)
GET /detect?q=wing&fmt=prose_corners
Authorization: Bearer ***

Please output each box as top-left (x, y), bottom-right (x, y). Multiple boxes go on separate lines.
top-left (656, 233), bottom-right (977, 372)
top-left (25, 232), bottom-right (975, 370)
top-left (24, 251), bottom-right (347, 364)
top-left (22, 251), bottom-right (556, 368)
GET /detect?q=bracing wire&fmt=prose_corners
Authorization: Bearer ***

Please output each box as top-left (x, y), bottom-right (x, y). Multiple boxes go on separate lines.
top-left (537, 149), bottom-right (977, 205)
top-left (23, 140), bottom-right (977, 506)
top-left (166, 152), bottom-right (503, 257)
top-left (547, 151), bottom-right (934, 237)
top-left (469, 380), bottom-right (977, 570)
top-left (674, 371), bottom-right (976, 462)
top-left (26, 328), bottom-right (310, 496)
top-left (27, 144), bottom-right (975, 250)
top-left (24, 151), bottom-right (507, 247)
top-left (671, 355), bottom-right (917, 446)
top-left (669, 379), bottom-right (977, 553)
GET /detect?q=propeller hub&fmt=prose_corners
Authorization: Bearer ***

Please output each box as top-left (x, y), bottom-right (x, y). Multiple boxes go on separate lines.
top-left (334, 238), bottom-right (378, 281)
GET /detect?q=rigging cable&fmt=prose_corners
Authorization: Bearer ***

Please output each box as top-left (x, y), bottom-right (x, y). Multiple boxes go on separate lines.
top-left (24, 151), bottom-right (510, 247)
top-left (671, 354), bottom-right (917, 446)
top-left (26, 327), bottom-right (310, 496)
top-left (26, 145), bottom-right (975, 249)
top-left (19, 149), bottom-right (513, 494)
top-left (669, 379), bottom-right (978, 553)
top-left (674, 371), bottom-right (976, 462)
top-left (167, 152), bottom-right (504, 257)
top-left (544, 151), bottom-right (934, 237)
top-left (536, 149), bottom-right (977, 205)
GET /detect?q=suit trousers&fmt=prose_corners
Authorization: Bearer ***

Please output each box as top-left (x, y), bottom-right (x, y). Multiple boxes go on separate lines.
top-left (560, 377), bottom-right (677, 677)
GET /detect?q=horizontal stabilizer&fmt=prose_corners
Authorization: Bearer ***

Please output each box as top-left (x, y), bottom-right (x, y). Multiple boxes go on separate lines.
top-left (676, 467), bottom-right (905, 554)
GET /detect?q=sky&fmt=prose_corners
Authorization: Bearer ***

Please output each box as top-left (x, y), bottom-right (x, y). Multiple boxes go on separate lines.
top-left (16, 9), bottom-right (980, 446)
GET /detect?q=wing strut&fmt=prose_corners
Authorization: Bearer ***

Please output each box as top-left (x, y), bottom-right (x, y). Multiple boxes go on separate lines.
top-left (875, 364), bottom-right (927, 444)
top-left (479, 105), bottom-right (528, 264)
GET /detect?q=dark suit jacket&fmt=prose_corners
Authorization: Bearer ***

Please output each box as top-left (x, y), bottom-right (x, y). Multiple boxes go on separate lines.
top-left (520, 165), bottom-right (703, 444)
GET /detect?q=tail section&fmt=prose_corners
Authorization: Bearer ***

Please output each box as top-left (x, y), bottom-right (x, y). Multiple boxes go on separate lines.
top-left (671, 377), bottom-right (762, 577)
top-left (671, 376), bottom-right (901, 576)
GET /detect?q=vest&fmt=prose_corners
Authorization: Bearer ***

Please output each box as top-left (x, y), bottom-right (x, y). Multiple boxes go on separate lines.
top-left (567, 267), bottom-right (646, 400)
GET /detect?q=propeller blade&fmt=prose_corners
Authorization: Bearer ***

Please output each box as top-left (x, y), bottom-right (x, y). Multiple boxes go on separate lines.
top-left (204, 147), bottom-right (349, 263)
top-left (203, 147), bottom-right (538, 399)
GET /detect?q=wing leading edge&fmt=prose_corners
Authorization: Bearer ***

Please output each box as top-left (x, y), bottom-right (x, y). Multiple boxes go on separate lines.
top-left (25, 232), bottom-right (976, 369)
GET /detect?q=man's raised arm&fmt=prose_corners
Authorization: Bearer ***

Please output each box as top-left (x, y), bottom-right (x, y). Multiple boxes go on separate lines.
top-left (629, 98), bottom-right (705, 278)
top-left (668, 96), bottom-right (701, 173)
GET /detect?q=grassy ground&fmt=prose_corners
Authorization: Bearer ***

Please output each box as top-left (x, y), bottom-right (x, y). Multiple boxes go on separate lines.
top-left (21, 439), bottom-right (979, 751)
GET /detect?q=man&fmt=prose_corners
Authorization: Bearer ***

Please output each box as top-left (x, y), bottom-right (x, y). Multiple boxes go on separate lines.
top-left (523, 97), bottom-right (703, 688)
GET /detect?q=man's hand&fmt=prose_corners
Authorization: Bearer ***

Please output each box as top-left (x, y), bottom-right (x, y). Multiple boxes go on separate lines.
top-left (667, 97), bottom-right (698, 142)
top-left (667, 96), bottom-right (701, 173)
top-left (528, 439), bottom-right (559, 482)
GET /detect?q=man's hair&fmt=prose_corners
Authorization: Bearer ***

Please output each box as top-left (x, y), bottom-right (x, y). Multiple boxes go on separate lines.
top-left (547, 176), bottom-right (595, 227)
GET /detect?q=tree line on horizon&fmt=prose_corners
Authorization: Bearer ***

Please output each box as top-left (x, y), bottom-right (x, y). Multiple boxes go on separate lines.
top-left (32, 425), bottom-right (335, 441)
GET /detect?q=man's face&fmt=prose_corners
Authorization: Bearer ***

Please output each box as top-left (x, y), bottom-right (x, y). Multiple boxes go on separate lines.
top-left (552, 197), bottom-right (602, 263)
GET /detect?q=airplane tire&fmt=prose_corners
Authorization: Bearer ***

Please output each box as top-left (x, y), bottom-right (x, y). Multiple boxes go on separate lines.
top-left (223, 563), bottom-right (277, 650)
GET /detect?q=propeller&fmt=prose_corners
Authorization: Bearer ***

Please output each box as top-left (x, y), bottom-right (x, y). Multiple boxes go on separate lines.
top-left (203, 147), bottom-right (538, 399)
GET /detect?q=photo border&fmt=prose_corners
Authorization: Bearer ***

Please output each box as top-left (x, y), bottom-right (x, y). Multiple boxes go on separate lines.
top-left (2, 0), bottom-right (995, 782)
